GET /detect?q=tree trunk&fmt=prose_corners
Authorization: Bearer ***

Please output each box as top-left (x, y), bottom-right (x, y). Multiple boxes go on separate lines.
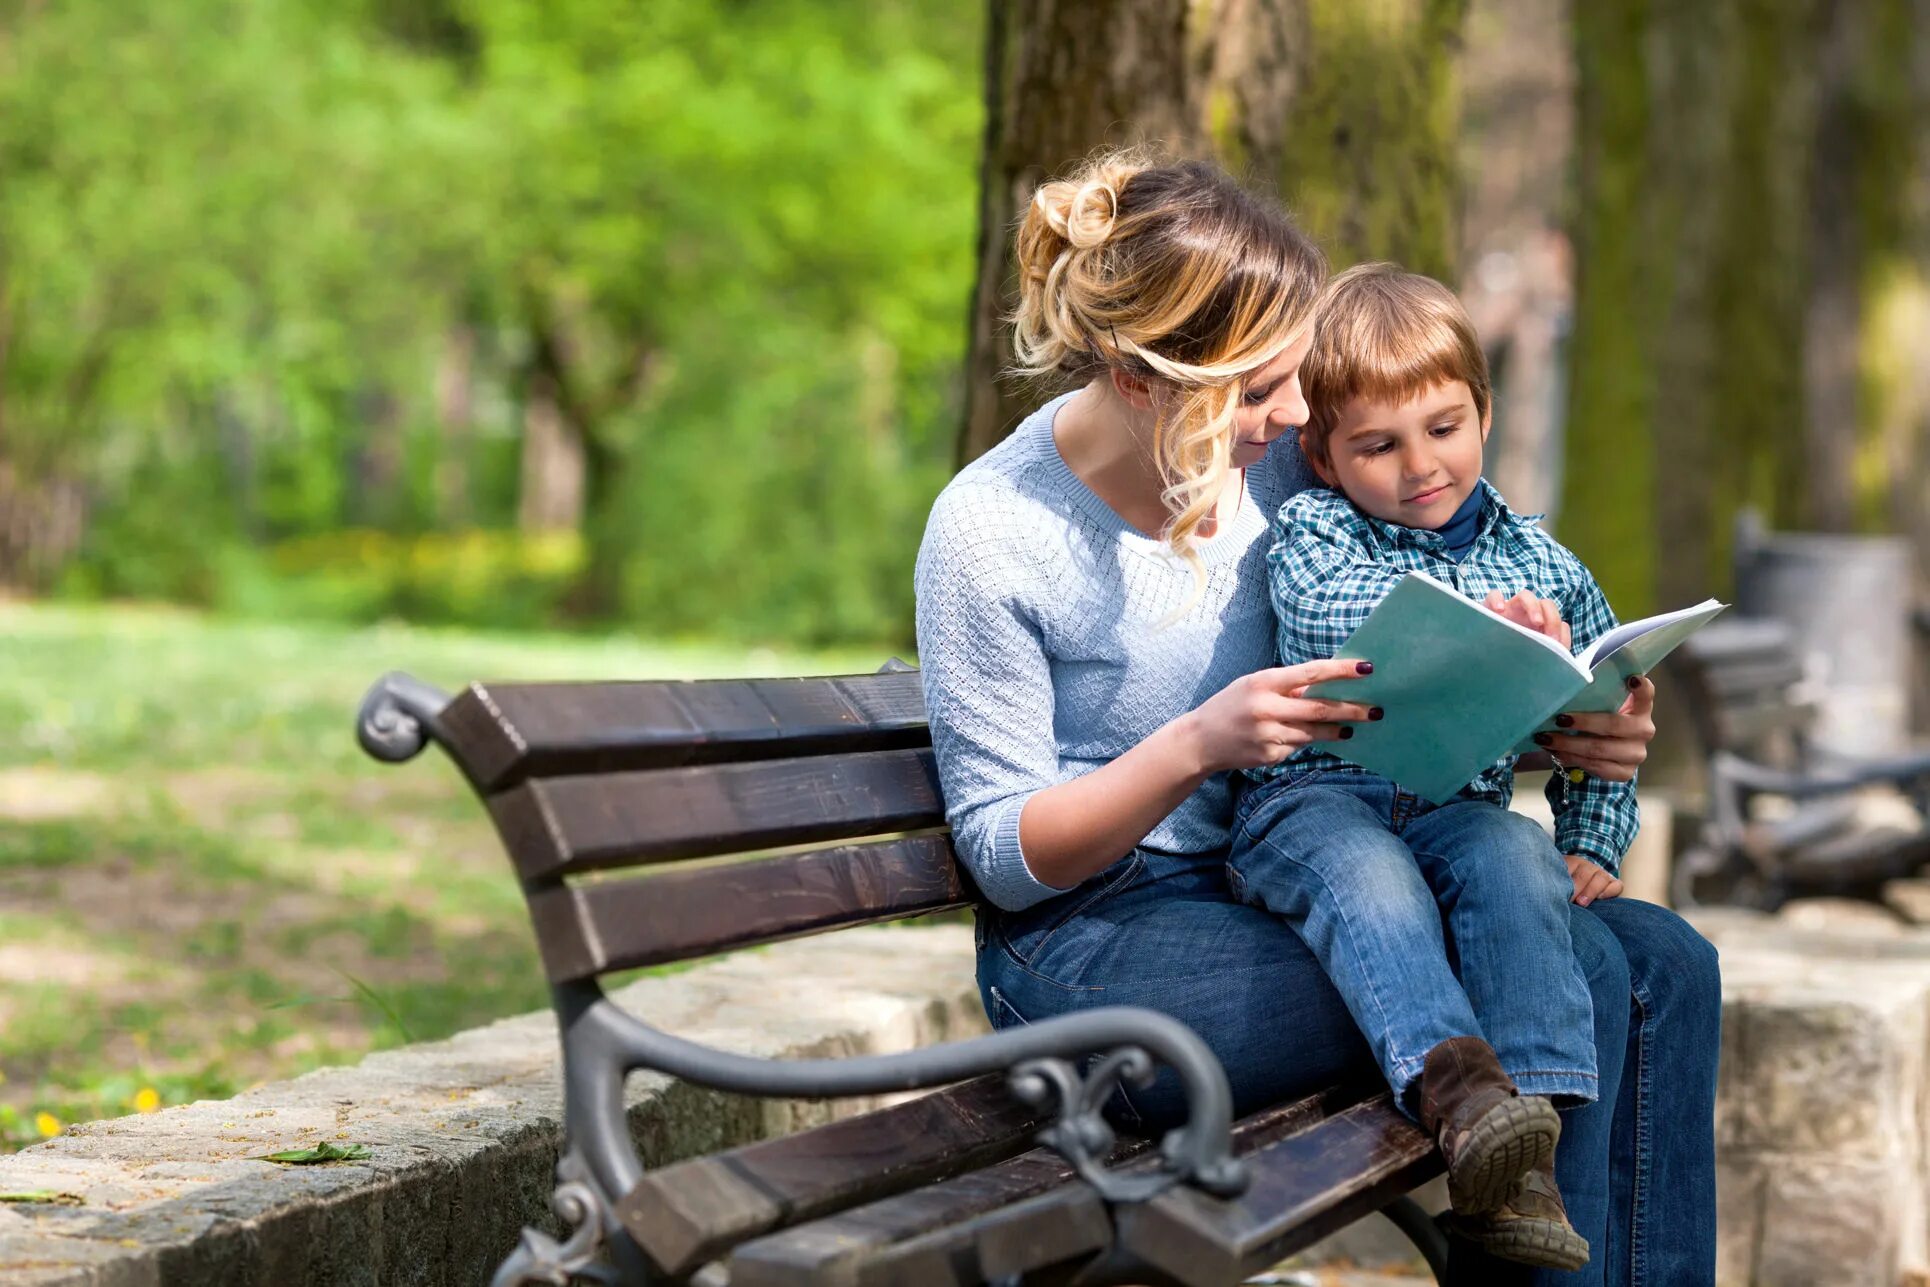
top-left (435, 324), bottom-right (476, 526)
top-left (516, 371), bottom-right (585, 534)
top-left (1565, 0), bottom-right (1930, 617)
top-left (959, 0), bottom-right (1467, 466)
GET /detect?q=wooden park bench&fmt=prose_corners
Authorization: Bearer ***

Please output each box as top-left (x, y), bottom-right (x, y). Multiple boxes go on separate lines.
top-left (1666, 617), bottom-right (1930, 909)
top-left (355, 666), bottom-right (1452, 1287)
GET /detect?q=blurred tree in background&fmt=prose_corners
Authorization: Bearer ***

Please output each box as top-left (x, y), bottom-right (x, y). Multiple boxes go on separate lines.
top-left (0, 0), bottom-right (980, 645)
top-left (2, 0), bottom-right (1927, 642)
top-left (1565, 0), bottom-right (1930, 617)
top-left (962, 0), bottom-right (1466, 461)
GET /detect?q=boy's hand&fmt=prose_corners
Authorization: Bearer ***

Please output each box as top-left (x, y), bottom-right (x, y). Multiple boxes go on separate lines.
top-left (1565, 855), bottom-right (1623, 906)
top-left (1484, 590), bottom-right (1571, 649)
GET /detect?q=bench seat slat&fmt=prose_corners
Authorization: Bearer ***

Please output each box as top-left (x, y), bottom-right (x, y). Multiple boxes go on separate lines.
top-left (1116, 1092), bottom-right (1441, 1286)
top-left (437, 674), bottom-right (930, 791)
top-left (526, 836), bottom-right (971, 981)
top-left (726, 1087), bottom-right (1363, 1287)
top-left (488, 749), bottom-right (946, 881)
top-left (614, 1075), bottom-right (1043, 1276)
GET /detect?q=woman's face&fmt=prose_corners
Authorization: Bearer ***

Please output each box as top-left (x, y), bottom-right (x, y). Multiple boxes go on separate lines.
top-left (1230, 326), bottom-right (1315, 469)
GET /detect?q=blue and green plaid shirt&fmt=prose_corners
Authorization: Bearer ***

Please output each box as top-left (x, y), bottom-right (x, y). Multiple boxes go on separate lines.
top-left (1255, 479), bottom-right (1638, 872)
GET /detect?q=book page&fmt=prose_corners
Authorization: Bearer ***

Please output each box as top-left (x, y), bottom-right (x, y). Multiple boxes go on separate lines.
top-left (1579, 598), bottom-right (1726, 669)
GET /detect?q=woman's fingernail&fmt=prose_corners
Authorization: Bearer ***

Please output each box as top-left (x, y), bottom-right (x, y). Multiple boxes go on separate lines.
top-left (1339, 726), bottom-right (1354, 740)
top-left (1555, 714), bottom-right (1575, 728)
top-left (1626, 675), bottom-right (1643, 691)
top-left (1369, 707), bottom-right (1385, 721)
top-left (1577, 895), bottom-right (1591, 906)
top-left (1533, 733), bottom-right (1554, 747)
top-left (1356, 661), bottom-right (1374, 675)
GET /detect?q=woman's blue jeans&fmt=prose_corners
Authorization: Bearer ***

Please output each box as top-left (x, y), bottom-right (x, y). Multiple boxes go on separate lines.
top-left (1226, 766), bottom-right (1599, 1111)
top-left (975, 845), bottom-right (1720, 1286)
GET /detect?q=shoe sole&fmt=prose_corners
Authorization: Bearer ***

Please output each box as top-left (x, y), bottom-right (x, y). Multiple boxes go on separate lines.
top-left (1446, 1095), bottom-right (1560, 1214)
top-left (1477, 1217), bottom-right (1591, 1272)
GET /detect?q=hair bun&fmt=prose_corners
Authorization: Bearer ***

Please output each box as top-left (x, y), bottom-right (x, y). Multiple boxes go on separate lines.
top-left (1061, 178), bottom-right (1119, 249)
top-left (1034, 175), bottom-right (1121, 252)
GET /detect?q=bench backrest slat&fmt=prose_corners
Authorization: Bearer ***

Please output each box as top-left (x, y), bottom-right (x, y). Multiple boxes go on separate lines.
top-left (412, 671), bottom-right (976, 981)
top-left (1667, 619), bottom-right (1813, 765)
top-left (488, 748), bottom-right (945, 882)
top-left (525, 836), bottom-right (971, 981)
top-left (439, 673), bottom-right (930, 791)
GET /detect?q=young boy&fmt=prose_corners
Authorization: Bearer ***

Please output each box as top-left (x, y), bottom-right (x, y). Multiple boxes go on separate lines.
top-left (1228, 263), bottom-right (1636, 1271)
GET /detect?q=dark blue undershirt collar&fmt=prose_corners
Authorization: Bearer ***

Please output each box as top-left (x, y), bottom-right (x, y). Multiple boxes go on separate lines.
top-left (1434, 485), bottom-right (1487, 562)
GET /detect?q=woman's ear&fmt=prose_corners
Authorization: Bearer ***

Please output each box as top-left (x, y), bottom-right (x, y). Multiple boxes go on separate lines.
top-left (1108, 367), bottom-right (1157, 411)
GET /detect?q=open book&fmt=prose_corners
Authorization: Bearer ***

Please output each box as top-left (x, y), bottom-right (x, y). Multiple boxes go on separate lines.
top-left (1303, 571), bottom-right (1725, 804)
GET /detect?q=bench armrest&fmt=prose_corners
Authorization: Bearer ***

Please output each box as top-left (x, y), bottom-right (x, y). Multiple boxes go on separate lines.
top-left (1712, 749), bottom-right (1930, 802)
top-left (554, 982), bottom-right (1247, 1223)
top-left (356, 671), bottom-right (453, 764)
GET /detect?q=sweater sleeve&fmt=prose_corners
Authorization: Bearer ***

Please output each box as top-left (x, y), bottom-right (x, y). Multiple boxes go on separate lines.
top-left (1542, 550), bottom-right (1641, 872)
top-left (914, 484), bottom-right (1070, 911)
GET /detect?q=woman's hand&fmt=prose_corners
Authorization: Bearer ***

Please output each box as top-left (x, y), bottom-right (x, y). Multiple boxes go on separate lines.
top-left (1540, 675), bottom-right (1657, 782)
top-left (1566, 855), bottom-right (1624, 906)
top-left (1179, 658), bottom-right (1380, 774)
top-left (1484, 589), bottom-right (1571, 649)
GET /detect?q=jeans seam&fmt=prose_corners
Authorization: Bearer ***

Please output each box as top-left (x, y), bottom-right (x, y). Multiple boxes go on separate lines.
top-left (1001, 853), bottom-right (1145, 971)
top-left (1271, 848), bottom-right (1411, 1090)
top-left (1628, 977), bottom-right (1656, 1285)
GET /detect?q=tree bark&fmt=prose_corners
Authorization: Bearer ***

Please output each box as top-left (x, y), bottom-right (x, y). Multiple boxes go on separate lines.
top-left (958, 0), bottom-right (1468, 466)
top-left (1565, 0), bottom-right (1929, 617)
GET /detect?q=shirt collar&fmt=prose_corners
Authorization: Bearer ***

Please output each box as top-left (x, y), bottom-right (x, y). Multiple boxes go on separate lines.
top-left (1359, 478), bottom-right (1528, 549)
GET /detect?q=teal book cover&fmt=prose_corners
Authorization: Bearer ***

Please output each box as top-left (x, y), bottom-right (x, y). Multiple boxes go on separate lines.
top-left (1303, 572), bottom-right (1725, 804)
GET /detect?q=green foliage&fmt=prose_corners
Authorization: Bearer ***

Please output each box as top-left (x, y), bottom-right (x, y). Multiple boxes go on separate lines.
top-left (2, 0), bottom-right (983, 646)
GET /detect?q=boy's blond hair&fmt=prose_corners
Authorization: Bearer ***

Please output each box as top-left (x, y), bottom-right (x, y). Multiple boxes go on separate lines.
top-left (1298, 262), bottom-right (1492, 472)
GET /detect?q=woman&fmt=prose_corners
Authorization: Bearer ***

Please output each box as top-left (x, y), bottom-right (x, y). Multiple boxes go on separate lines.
top-left (914, 151), bottom-right (1719, 1285)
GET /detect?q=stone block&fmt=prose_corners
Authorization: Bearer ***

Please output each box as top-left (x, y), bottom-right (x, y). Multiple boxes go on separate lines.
top-left (0, 926), bottom-right (983, 1287)
top-left (1755, 1157), bottom-right (1907, 1287)
top-left (1715, 1157), bottom-right (1764, 1287)
top-left (1716, 948), bottom-right (1927, 1159)
top-left (1886, 878), bottom-right (1930, 926)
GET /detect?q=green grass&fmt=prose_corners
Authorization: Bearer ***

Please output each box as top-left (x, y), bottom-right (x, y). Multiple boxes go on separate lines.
top-left (0, 601), bottom-right (888, 1148)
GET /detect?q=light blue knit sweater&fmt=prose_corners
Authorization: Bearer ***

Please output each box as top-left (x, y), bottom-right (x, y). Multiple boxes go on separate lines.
top-left (914, 392), bottom-right (1315, 911)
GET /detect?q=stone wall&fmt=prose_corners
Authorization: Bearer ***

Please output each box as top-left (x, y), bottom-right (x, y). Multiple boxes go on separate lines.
top-left (0, 927), bottom-right (984, 1287)
top-left (12, 890), bottom-right (1930, 1287)
top-left (1694, 901), bottom-right (1930, 1287)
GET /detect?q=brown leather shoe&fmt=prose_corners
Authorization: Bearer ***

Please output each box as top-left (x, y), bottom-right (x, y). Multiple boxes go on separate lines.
top-left (1448, 1156), bottom-right (1591, 1271)
top-left (1417, 1036), bottom-right (1560, 1214)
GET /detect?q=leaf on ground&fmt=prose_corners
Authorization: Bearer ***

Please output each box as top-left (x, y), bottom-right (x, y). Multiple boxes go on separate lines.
top-left (0, 1190), bottom-right (85, 1205)
top-left (252, 1141), bottom-right (371, 1164)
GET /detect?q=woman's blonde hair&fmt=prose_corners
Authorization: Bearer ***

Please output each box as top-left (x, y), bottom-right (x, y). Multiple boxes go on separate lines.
top-left (1011, 149), bottom-right (1327, 572)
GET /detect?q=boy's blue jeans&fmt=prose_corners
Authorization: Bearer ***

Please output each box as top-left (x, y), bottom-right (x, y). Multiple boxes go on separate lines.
top-left (975, 845), bottom-right (1721, 1285)
top-left (1226, 764), bottom-right (1599, 1112)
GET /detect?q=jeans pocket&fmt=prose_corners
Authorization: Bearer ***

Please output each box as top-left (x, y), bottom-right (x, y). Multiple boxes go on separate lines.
top-left (997, 850), bottom-right (1146, 969)
top-left (987, 984), bottom-right (1029, 1030)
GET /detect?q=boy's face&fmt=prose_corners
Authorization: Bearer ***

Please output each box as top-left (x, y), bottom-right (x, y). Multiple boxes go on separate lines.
top-left (1309, 378), bottom-right (1490, 529)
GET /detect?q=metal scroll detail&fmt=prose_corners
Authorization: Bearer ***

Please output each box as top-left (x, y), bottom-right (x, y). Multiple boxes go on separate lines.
top-left (1010, 1046), bottom-right (1239, 1203)
top-left (355, 671), bottom-right (452, 764)
top-left (489, 1175), bottom-right (622, 1287)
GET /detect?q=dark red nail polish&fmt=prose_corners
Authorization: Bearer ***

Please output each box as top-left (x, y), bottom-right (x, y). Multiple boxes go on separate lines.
top-left (1626, 675), bottom-right (1643, 691)
top-left (1339, 726), bottom-right (1354, 740)
top-left (1534, 732), bottom-right (1554, 747)
top-left (1356, 661), bottom-right (1374, 676)
top-left (1555, 714), bottom-right (1575, 728)
top-left (1369, 707), bottom-right (1385, 721)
